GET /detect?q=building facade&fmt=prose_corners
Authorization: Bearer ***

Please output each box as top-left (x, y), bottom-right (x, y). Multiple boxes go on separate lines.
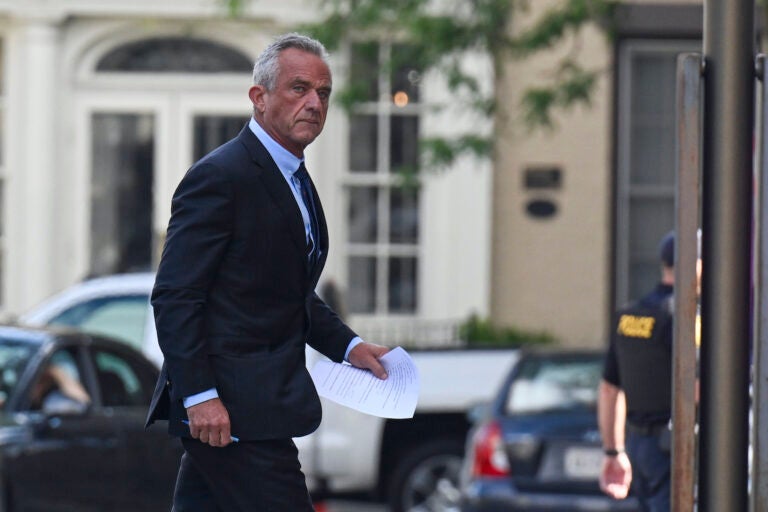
top-left (491, 0), bottom-right (703, 346)
top-left (0, 0), bottom-right (708, 349)
top-left (0, 0), bottom-right (492, 345)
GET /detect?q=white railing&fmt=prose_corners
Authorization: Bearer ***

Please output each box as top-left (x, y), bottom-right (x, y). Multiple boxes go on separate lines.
top-left (350, 318), bottom-right (465, 348)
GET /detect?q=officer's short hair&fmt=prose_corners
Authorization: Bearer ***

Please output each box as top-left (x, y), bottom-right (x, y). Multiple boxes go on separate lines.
top-left (659, 231), bottom-right (674, 268)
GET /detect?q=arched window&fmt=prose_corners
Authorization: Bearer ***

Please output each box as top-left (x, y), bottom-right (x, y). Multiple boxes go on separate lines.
top-left (96, 37), bottom-right (252, 73)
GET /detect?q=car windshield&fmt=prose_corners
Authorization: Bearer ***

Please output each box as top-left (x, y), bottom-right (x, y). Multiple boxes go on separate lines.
top-left (48, 294), bottom-right (149, 351)
top-left (0, 340), bottom-right (38, 410)
top-left (505, 355), bottom-right (602, 414)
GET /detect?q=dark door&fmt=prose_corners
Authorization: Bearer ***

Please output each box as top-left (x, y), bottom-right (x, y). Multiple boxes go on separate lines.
top-left (90, 342), bottom-right (181, 511)
top-left (7, 345), bottom-right (125, 512)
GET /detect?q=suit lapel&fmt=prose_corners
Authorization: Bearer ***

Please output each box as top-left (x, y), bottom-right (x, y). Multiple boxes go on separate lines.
top-left (237, 126), bottom-right (307, 255)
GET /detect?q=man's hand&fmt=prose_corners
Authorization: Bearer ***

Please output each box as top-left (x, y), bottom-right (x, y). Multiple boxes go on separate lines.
top-left (599, 451), bottom-right (632, 499)
top-left (186, 397), bottom-right (233, 447)
top-left (348, 342), bottom-right (389, 379)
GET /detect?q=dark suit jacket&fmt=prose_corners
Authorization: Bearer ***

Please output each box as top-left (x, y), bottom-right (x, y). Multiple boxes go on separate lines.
top-left (146, 125), bottom-right (356, 440)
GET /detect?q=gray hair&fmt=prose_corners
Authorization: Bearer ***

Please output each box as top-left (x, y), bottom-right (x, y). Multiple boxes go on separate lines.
top-left (252, 33), bottom-right (330, 90)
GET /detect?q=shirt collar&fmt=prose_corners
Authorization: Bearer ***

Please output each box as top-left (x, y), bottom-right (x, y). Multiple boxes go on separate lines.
top-left (249, 117), bottom-right (304, 179)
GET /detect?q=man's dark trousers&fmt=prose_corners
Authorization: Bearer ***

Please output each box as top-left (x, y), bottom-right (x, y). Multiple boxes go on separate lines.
top-left (172, 438), bottom-right (315, 511)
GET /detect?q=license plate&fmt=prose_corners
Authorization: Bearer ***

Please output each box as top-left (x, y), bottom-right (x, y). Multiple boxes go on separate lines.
top-left (563, 446), bottom-right (603, 479)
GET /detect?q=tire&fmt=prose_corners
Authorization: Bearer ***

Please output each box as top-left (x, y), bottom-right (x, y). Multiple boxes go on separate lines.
top-left (387, 439), bottom-right (465, 512)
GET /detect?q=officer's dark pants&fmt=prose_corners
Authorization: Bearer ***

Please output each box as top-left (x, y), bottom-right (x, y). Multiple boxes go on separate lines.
top-left (626, 432), bottom-right (671, 512)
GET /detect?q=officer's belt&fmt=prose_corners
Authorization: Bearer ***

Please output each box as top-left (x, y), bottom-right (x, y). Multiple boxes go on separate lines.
top-left (626, 421), bottom-right (669, 437)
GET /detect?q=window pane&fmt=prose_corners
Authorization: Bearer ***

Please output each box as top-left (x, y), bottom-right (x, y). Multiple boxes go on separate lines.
top-left (0, 339), bottom-right (37, 410)
top-left (390, 115), bottom-right (419, 172)
top-left (629, 53), bottom-right (678, 187)
top-left (49, 295), bottom-right (149, 351)
top-left (390, 187), bottom-right (419, 244)
top-left (348, 187), bottom-right (378, 243)
top-left (391, 44), bottom-right (421, 103)
top-left (0, 251), bottom-right (4, 310)
top-left (349, 115), bottom-right (378, 172)
top-left (29, 348), bottom-right (90, 412)
top-left (0, 108), bottom-right (4, 166)
top-left (388, 256), bottom-right (417, 313)
top-left (505, 356), bottom-right (602, 414)
top-left (0, 180), bottom-right (4, 236)
top-left (91, 114), bottom-right (154, 275)
top-left (344, 42), bottom-right (422, 319)
top-left (0, 40), bottom-right (4, 310)
top-left (193, 115), bottom-right (249, 161)
top-left (94, 350), bottom-right (149, 407)
top-left (350, 42), bottom-right (379, 102)
top-left (628, 196), bottom-right (674, 299)
top-left (97, 37), bottom-right (252, 73)
top-left (348, 256), bottom-right (376, 313)
top-left (0, 39), bottom-right (5, 94)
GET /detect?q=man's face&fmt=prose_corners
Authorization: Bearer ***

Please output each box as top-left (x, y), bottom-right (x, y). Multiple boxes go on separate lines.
top-left (249, 48), bottom-right (332, 157)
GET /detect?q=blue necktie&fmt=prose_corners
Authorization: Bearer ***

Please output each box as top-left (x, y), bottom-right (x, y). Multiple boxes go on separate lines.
top-left (294, 162), bottom-right (320, 269)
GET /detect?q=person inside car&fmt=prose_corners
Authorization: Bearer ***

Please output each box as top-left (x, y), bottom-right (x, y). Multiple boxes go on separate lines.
top-left (29, 362), bottom-right (91, 412)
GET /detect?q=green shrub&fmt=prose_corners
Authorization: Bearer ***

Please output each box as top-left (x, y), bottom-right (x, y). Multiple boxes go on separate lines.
top-left (459, 314), bottom-right (556, 347)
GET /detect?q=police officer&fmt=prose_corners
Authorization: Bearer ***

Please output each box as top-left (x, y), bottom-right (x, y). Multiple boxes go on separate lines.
top-left (598, 231), bottom-right (675, 512)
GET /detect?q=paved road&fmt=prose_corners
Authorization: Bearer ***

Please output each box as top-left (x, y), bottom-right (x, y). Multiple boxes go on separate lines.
top-left (322, 500), bottom-right (387, 512)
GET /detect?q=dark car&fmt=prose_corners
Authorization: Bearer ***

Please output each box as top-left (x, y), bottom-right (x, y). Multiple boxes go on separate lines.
top-left (459, 349), bottom-right (639, 512)
top-left (0, 325), bottom-right (181, 511)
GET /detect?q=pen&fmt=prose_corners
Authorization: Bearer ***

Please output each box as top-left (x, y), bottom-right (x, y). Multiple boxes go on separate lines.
top-left (181, 420), bottom-right (240, 443)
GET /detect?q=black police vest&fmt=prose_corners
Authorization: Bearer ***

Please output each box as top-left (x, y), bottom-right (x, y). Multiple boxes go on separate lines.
top-left (613, 298), bottom-right (673, 418)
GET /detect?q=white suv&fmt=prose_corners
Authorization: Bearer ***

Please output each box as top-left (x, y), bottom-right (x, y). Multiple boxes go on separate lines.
top-left (20, 273), bottom-right (163, 367)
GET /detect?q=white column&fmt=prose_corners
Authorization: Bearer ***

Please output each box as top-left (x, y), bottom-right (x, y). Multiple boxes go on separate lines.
top-left (5, 16), bottom-right (61, 312)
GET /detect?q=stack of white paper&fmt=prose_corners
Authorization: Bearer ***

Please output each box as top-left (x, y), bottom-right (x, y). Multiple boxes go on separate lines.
top-left (310, 346), bottom-right (419, 419)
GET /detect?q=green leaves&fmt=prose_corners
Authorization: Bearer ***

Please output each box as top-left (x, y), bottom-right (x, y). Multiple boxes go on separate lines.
top-left (217, 0), bottom-right (614, 167)
top-left (459, 314), bottom-right (556, 347)
top-left (510, 0), bottom-right (614, 129)
top-left (510, 0), bottom-right (616, 56)
top-left (421, 136), bottom-right (493, 171)
top-left (522, 60), bottom-right (598, 129)
top-left (220, 0), bottom-right (247, 17)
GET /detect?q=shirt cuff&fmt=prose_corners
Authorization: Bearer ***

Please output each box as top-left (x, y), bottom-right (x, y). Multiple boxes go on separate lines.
top-left (183, 388), bottom-right (219, 409)
top-left (344, 336), bottom-right (364, 362)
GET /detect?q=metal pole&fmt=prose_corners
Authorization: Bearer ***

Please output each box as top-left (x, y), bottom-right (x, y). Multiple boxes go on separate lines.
top-left (700, 1), bottom-right (754, 511)
top-left (672, 52), bottom-right (703, 512)
top-left (751, 53), bottom-right (768, 512)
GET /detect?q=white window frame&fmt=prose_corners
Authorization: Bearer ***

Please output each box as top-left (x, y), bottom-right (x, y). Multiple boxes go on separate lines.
top-left (343, 42), bottom-right (423, 318)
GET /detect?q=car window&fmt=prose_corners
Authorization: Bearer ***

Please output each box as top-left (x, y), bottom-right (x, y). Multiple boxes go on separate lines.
top-left (0, 341), bottom-right (37, 410)
top-left (28, 348), bottom-right (91, 413)
top-left (505, 356), bottom-right (602, 414)
top-left (48, 295), bottom-right (149, 351)
top-left (93, 348), bottom-right (154, 407)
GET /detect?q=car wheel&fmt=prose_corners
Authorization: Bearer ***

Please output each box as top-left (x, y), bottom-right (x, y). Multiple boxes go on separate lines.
top-left (388, 439), bottom-right (464, 512)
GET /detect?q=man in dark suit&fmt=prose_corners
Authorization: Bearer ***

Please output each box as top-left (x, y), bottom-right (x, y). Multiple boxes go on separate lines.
top-left (146, 33), bottom-right (389, 511)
